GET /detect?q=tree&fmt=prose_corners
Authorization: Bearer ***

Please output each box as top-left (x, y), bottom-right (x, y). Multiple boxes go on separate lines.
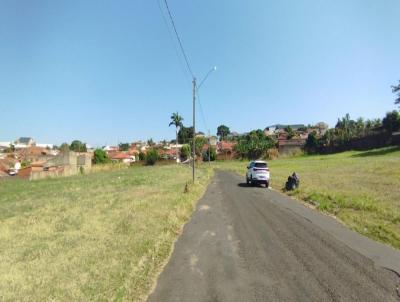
top-left (60, 143), bottom-right (70, 152)
top-left (305, 131), bottom-right (319, 152)
top-left (147, 138), bottom-right (155, 146)
top-left (118, 143), bottom-right (130, 151)
top-left (382, 111), bottom-right (400, 133)
top-left (217, 125), bottom-right (230, 141)
top-left (180, 144), bottom-right (191, 161)
top-left (355, 117), bottom-right (365, 137)
top-left (195, 136), bottom-right (207, 157)
top-left (392, 81), bottom-right (400, 106)
top-left (169, 112), bottom-right (184, 162)
top-left (178, 126), bottom-right (193, 144)
top-left (315, 122), bottom-right (329, 133)
top-left (93, 149), bottom-right (110, 164)
top-left (335, 113), bottom-right (356, 143)
top-left (145, 148), bottom-right (158, 165)
top-left (285, 126), bottom-right (295, 139)
top-left (234, 130), bottom-right (276, 160)
top-left (4, 143), bottom-right (15, 153)
top-left (70, 140), bottom-right (87, 152)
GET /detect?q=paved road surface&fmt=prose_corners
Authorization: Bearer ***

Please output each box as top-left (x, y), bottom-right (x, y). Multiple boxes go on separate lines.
top-left (148, 171), bottom-right (400, 302)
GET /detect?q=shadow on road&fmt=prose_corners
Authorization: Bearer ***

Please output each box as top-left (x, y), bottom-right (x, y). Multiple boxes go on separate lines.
top-left (237, 183), bottom-right (268, 188)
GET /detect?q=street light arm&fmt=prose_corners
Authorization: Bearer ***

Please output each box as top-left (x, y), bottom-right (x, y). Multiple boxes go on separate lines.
top-left (197, 66), bottom-right (217, 90)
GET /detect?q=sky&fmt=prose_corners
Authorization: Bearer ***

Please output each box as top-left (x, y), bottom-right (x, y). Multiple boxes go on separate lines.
top-left (0, 0), bottom-right (399, 146)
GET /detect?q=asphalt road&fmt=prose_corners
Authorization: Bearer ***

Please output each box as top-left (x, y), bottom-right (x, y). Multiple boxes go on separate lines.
top-left (148, 171), bottom-right (400, 302)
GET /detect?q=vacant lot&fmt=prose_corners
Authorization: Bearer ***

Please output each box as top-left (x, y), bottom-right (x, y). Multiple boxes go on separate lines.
top-left (218, 146), bottom-right (400, 249)
top-left (0, 165), bottom-right (212, 301)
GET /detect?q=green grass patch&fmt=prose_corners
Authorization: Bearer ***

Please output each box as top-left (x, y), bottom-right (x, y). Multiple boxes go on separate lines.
top-left (0, 164), bottom-right (213, 301)
top-left (216, 146), bottom-right (400, 249)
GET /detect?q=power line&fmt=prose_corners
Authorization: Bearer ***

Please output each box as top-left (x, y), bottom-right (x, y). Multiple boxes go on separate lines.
top-left (156, 0), bottom-right (192, 84)
top-left (163, 0), bottom-right (195, 79)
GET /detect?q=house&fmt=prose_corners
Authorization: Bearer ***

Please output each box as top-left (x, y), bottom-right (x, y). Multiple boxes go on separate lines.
top-left (103, 146), bottom-right (118, 152)
top-left (158, 148), bottom-right (176, 160)
top-left (110, 152), bottom-right (135, 164)
top-left (15, 137), bottom-right (35, 148)
top-left (217, 141), bottom-right (237, 160)
top-left (16, 146), bottom-right (51, 162)
top-left (0, 142), bottom-right (11, 151)
top-left (264, 124), bottom-right (306, 135)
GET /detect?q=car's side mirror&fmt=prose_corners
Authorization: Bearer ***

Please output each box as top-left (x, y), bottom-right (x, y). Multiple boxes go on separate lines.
top-left (247, 166), bottom-right (250, 169)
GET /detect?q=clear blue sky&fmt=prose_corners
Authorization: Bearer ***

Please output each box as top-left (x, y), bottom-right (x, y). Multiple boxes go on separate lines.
top-left (1, 0), bottom-right (399, 146)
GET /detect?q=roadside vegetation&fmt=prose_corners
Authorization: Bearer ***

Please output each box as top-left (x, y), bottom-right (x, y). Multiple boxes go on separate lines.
top-left (217, 146), bottom-right (400, 249)
top-left (0, 164), bottom-right (213, 301)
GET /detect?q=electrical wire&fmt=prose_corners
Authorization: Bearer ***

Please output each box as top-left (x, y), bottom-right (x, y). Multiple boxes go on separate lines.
top-left (156, 0), bottom-right (192, 84)
top-left (163, 0), bottom-right (195, 79)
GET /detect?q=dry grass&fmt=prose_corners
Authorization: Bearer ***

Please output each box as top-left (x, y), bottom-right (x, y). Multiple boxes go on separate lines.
top-left (216, 146), bottom-right (400, 249)
top-left (0, 164), bottom-right (213, 301)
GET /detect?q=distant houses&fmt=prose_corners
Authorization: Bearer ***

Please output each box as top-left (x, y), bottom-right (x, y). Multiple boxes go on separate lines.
top-left (0, 137), bottom-right (93, 180)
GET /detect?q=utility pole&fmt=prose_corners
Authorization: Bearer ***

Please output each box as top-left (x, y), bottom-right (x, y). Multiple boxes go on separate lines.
top-left (208, 129), bottom-right (211, 165)
top-left (192, 78), bottom-right (196, 182)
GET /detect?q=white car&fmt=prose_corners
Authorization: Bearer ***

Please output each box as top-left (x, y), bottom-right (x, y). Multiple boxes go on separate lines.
top-left (246, 160), bottom-right (270, 188)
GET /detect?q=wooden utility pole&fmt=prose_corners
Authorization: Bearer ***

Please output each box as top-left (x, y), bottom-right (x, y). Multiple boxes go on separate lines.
top-left (192, 78), bottom-right (196, 182)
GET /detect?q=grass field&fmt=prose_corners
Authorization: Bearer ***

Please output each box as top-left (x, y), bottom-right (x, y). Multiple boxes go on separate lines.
top-left (217, 146), bottom-right (400, 250)
top-left (0, 164), bottom-right (212, 301)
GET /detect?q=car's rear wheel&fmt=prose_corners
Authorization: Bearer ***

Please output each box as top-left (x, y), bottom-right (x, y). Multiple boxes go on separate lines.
top-left (250, 176), bottom-right (254, 186)
top-left (246, 176), bottom-right (250, 185)
top-left (265, 182), bottom-right (269, 188)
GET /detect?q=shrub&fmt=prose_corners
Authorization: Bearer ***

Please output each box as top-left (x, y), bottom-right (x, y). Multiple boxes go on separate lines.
top-left (139, 152), bottom-right (145, 161)
top-left (93, 149), bottom-right (110, 164)
top-left (202, 146), bottom-right (216, 161)
top-left (180, 144), bottom-right (191, 161)
top-left (145, 148), bottom-right (158, 165)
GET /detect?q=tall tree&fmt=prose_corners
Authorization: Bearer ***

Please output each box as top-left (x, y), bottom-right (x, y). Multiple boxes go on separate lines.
top-left (70, 140), bottom-right (87, 152)
top-left (392, 81), bottom-right (400, 107)
top-left (217, 125), bottom-right (230, 141)
top-left (382, 111), bottom-right (400, 133)
top-left (169, 112), bottom-right (184, 162)
top-left (178, 126), bottom-right (193, 144)
top-left (118, 143), bottom-right (130, 151)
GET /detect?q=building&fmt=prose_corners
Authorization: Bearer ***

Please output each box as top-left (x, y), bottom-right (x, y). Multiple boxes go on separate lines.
top-left (264, 124), bottom-right (306, 135)
top-left (217, 141), bottom-right (237, 160)
top-left (15, 137), bottom-right (35, 148)
top-left (110, 152), bottom-right (135, 164)
top-left (18, 150), bottom-right (92, 180)
top-left (0, 142), bottom-right (11, 151)
top-left (103, 146), bottom-right (118, 152)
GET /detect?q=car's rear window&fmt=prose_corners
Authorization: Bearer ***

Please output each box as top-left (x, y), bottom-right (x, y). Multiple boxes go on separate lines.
top-left (255, 162), bottom-right (267, 168)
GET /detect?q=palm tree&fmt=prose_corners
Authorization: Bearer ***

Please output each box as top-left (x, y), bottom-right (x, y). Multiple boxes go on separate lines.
top-left (169, 112), bottom-right (184, 163)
